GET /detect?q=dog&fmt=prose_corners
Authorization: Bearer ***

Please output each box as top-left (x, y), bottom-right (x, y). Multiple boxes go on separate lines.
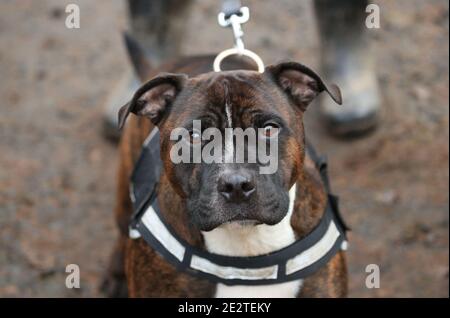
top-left (102, 35), bottom-right (348, 298)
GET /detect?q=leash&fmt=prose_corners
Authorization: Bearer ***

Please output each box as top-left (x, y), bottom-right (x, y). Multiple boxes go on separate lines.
top-left (213, 1), bottom-right (265, 73)
top-left (128, 128), bottom-right (349, 286)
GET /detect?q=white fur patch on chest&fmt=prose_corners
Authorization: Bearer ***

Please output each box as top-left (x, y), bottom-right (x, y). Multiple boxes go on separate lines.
top-left (215, 280), bottom-right (302, 298)
top-left (202, 185), bottom-right (302, 298)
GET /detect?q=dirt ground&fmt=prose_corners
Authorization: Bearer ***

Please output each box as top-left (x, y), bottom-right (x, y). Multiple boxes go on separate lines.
top-left (0, 0), bottom-right (448, 297)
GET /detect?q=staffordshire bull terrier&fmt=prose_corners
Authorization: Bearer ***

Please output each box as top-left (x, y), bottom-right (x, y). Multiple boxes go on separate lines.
top-left (102, 35), bottom-right (347, 298)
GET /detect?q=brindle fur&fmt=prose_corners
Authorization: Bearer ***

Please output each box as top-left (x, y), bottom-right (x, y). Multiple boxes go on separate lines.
top-left (102, 55), bottom-right (347, 298)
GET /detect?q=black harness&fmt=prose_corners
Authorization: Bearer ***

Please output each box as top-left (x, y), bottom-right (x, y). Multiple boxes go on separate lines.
top-left (128, 128), bottom-right (349, 286)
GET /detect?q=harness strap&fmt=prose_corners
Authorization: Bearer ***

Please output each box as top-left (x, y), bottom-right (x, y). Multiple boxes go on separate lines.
top-left (133, 191), bottom-right (345, 285)
top-left (306, 141), bottom-right (350, 232)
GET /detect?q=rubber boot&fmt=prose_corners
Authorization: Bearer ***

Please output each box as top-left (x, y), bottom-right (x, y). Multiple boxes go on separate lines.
top-left (102, 0), bottom-right (193, 142)
top-left (314, 0), bottom-right (380, 137)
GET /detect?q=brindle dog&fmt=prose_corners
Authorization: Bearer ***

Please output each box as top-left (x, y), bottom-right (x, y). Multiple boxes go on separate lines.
top-left (102, 35), bottom-right (347, 298)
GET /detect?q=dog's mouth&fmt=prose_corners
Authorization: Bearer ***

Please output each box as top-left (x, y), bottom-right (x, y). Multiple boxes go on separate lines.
top-left (195, 210), bottom-right (263, 231)
top-left (226, 214), bottom-right (262, 226)
top-left (195, 204), bottom-right (285, 232)
top-left (190, 187), bottom-right (290, 231)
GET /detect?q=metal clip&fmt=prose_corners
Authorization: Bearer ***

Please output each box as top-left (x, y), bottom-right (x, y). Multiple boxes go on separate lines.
top-left (218, 6), bottom-right (249, 52)
top-left (214, 6), bottom-right (264, 73)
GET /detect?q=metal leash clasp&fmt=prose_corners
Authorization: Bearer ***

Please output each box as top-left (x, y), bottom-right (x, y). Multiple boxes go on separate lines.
top-left (218, 6), bottom-right (249, 52)
top-left (214, 6), bottom-right (265, 73)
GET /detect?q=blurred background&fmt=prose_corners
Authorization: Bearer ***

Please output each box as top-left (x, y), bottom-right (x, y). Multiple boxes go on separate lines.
top-left (0, 0), bottom-right (448, 297)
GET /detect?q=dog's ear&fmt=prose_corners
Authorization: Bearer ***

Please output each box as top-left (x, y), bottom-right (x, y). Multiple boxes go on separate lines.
top-left (118, 73), bottom-right (188, 129)
top-left (265, 62), bottom-right (342, 111)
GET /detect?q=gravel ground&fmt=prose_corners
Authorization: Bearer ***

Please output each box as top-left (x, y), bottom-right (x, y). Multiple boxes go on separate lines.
top-left (0, 0), bottom-right (448, 297)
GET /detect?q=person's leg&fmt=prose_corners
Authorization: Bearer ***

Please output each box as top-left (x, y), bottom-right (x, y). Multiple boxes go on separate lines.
top-left (103, 0), bottom-right (193, 141)
top-left (314, 0), bottom-right (380, 137)
top-left (127, 0), bottom-right (194, 65)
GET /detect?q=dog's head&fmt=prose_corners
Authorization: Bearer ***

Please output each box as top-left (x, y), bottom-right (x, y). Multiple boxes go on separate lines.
top-left (119, 62), bottom-right (341, 231)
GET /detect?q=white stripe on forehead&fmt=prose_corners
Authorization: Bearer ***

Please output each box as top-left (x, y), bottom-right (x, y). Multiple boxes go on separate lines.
top-left (225, 97), bottom-right (232, 128)
top-left (223, 82), bottom-right (234, 163)
top-left (223, 81), bottom-right (233, 128)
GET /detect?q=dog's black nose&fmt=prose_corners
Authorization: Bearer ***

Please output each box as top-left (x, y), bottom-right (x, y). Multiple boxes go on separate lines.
top-left (218, 172), bottom-right (256, 203)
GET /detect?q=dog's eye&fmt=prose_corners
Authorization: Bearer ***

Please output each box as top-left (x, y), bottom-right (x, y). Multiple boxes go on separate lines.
top-left (187, 129), bottom-right (202, 145)
top-left (261, 122), bottom-right (280, 139)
